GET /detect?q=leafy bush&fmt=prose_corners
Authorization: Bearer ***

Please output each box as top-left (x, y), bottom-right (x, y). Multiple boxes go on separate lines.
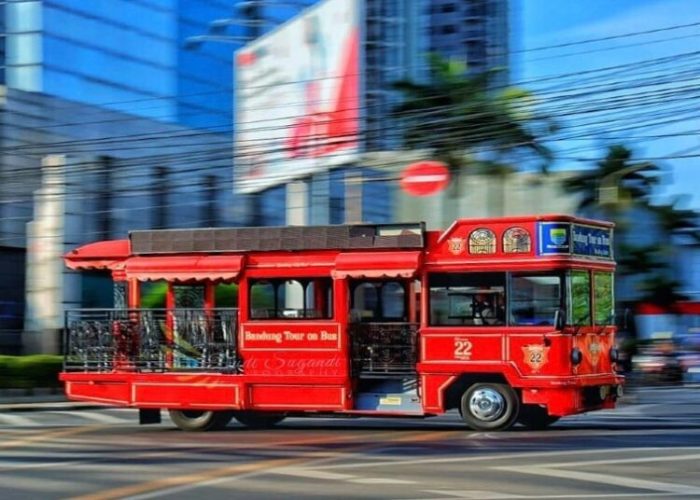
top-left (0, 355), bottom-right (63, 389)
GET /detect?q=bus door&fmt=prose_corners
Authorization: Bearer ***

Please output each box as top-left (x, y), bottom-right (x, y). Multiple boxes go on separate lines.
top-left (240, 277), bottom-right (349, 411)
top-left (348, 278), bottom-right (421, 413)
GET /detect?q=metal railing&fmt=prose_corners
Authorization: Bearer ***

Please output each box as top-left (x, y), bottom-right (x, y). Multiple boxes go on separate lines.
top-left (350, 322), bottom-right (418, 377)
top-left (63, 308), bottom-right (240, 373)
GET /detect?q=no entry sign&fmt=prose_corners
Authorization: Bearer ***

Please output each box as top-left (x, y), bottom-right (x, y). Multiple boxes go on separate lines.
top-left (400, 161), bottom-right (451, 196)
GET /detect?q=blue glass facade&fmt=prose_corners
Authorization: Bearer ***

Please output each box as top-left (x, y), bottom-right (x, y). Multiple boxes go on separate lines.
top-left (254, 167), bottom-right (391, 227)
top-left (4, 0), bottom-right (236, 130)
top-left (176, 0), bottom-right (237, 130)
top-left (428, 0), bottom-right (510, 89)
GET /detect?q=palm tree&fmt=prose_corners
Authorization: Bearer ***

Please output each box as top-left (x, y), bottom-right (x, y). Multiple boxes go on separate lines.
top-left (392, 54), bottom-right (555, 184)
top-left (566, 145), bottom-right (700, 309)
top-left (637, 275), bottom-right (688, 309)
top-left (563, 144), bottom-right (661, 216)
top-left (651, 200), bottom-right (700, 243)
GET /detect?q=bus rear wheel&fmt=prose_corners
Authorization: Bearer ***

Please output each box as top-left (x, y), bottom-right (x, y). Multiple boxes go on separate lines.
top-left (460, 383), bottom-right (519, 431)
top-left (517, 405), bottom-right (560, 430)
top-left (233, 411), bottom-right (286, 429)
top-left (168, 410), bottom-right (233, 432)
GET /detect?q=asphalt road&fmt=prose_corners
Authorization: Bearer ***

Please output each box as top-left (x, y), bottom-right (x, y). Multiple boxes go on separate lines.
top-left (1, 386), bottom-right (699, 500)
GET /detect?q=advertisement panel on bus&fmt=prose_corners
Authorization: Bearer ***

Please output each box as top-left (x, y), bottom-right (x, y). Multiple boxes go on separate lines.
top-left (234, 0), bottom-right (360, 194)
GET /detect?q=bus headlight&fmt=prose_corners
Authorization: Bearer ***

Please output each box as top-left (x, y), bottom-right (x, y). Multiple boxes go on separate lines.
top-left (571, 347), bottom-right (583, 365)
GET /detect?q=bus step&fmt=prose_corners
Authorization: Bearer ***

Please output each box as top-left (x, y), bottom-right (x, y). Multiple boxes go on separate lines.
top-left (355, 391), bottom-right (422, 412)
top-left (355, 379), bottom-right (421, 412)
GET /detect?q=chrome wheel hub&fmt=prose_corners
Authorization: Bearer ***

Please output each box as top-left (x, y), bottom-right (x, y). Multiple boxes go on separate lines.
top-left (469, 388), bottom-right (505, 421)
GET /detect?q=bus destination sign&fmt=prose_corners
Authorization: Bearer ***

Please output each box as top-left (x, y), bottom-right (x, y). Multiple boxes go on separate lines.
top-left (538, 222), bottom-right (612, 259)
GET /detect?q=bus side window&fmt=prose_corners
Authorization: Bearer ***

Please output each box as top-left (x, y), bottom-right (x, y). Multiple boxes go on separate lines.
top-left (429, 272), bottom-right (506, 326)
top-left (250, 278), bottom-right (333, 320)
top-left (351, 280), bottom-right (407, 322)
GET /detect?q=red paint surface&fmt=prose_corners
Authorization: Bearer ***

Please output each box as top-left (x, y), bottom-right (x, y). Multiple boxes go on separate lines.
top-left (62, 214), bottom-right (622, 419)
top-left (400, 161), bottom-right (451, 196)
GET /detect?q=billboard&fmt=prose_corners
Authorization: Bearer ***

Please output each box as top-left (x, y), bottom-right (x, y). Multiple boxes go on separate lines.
top-left (234, 0), bottom-right (360, 194)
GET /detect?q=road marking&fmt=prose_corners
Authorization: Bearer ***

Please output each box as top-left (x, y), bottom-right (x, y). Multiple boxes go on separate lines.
top-left (75, 430), bottom-right (413, 500)
top-left (535, 451), bottom-right (700, 468)
top-left (421, 491), bottom-right (523, 499)
top-left (496, 465), bottom-right (700, 496)
top-left (111, 429), bottom-right (453, 500)
top-left (48, 410), bottom-right (129, 425)
top-left (71, 456), bottom-right (305, 500)
top-left (349, 478), bottom-right (416, 484)
top-left (0, 425), bottom-right (103, 450)
top-left (0, 413), bottom-right (35, 426)
top-left (273, 468), bottom-right (356, 480)
top-left (316, 446), bottom-right (682, 470)
top-left (416, 492), bottom-right (690, 499)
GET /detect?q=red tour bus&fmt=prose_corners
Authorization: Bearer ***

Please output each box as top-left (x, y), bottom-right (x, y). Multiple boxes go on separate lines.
top-left (61, 214), bottom-right (623, 431)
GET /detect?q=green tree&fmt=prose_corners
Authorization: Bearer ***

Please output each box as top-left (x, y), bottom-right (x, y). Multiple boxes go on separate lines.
top-left (563, 144), bottom-right (660, 216)
top-left (392, 54), bottom-right (555, 184)
top-left (565, 144), bottom-right (699, 309)
top-left (651, 200), bottom-right (700, 243)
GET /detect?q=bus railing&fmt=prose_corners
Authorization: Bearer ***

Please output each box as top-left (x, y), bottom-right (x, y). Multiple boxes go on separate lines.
top-left (350, 322), bottom-right (418, 377)
top-left (63, 308), bottom-right (240, 373)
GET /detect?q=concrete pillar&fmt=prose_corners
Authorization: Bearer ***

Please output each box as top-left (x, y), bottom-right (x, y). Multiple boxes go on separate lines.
top-left (286, 180), bottom-right (308, 226)
top-left (285, 180), bottom-right (309, 310)
top-left (344, 172), bottom-right (363, 223)
top-left (24, 154), bottom-right (86, 354)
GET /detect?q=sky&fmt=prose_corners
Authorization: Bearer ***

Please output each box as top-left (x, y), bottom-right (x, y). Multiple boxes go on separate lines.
top-left (511, 0), bottom-right (700, 209)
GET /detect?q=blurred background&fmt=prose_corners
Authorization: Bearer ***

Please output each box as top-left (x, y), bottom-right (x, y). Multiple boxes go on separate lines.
top-left (0, 0), bottom-right (698, 385)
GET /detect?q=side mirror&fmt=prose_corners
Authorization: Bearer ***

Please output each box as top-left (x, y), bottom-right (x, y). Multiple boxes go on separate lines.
top-left (554, 308), bottom-right (566, 330)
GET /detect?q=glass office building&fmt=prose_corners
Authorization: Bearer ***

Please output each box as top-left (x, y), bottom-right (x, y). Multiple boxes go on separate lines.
top-left (4, 0), bottom-right (233, 130)
top-left (428, 0), bottom-right (510, 88)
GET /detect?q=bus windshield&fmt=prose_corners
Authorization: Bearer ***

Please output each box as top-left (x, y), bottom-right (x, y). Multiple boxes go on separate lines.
top-left (510, 273), bottom-right (563, 327)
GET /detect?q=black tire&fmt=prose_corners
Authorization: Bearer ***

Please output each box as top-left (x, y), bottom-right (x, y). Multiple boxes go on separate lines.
top-left (460, 383), bottom-right (519, 431)
top-left (233, 411), bottom-right (286, 429)
top-left (517, 405), bottom-right (560, 430)
top-left (168, 410), bottom-right (233, 432)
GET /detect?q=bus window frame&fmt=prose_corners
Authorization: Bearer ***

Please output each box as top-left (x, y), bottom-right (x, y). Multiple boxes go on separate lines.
top-left (568, 269), bottom-right (592, 327)
top-left (508, 271), bottom-right (565, 328)
top-left (593, 271), bottom-right (615, 326)
top-left (248, 277), bottom-right (334, 320)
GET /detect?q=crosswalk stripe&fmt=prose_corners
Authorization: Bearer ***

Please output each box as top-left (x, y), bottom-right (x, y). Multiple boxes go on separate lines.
top-left (0, 413), bottom-right (34, 426)
top-left (47, 411), bottom-right (130, 424)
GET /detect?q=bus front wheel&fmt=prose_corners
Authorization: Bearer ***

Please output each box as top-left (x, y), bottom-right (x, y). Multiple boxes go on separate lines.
top-left (168, 410), bottom-right (233, 432)
top-left (460, 383), bottom-right (519, 431)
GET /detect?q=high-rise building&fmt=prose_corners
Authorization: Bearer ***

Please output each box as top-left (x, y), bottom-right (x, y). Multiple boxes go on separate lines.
top-left (364, 0), bottom-right (510, 150)
top-left (363, 0), bottom-right (430, 151)
top-left (3, 0), bottom-right (234, 130)
top-left (428, 0), bottom-right (509, 88)
top-left (0, 1), bottom-right (245, 353)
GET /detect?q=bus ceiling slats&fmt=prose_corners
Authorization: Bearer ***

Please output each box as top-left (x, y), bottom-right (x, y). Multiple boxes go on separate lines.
top-left (129, 223), bottom-right (425, 255)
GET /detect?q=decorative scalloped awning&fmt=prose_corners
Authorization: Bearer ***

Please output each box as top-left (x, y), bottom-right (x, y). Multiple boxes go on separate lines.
top-left (124, 254), bottom-right (244, 282)
top-left (64, 239), bottom-right (130, 271)
top-left (332, 251), bottom-right (422, 279)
